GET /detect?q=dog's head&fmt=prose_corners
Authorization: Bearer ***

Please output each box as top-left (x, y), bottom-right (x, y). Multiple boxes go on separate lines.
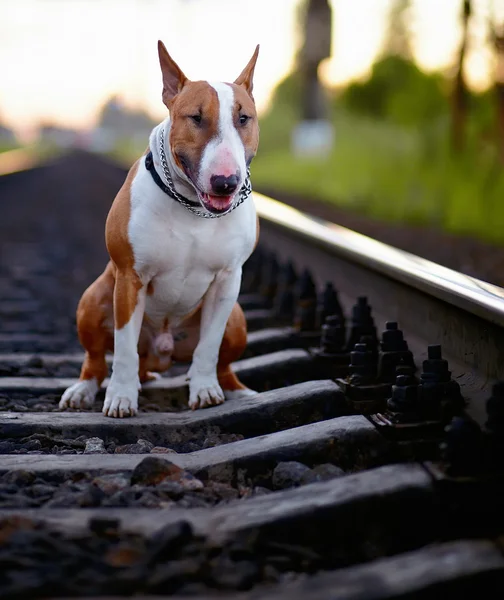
top-left (158, 41), bottom-right (259, 215)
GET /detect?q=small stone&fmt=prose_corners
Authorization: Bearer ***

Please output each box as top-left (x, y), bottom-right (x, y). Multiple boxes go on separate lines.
top-left (136, 439), bottom-right (154, 452)
top-left (156, 481), bottom-right (185, 499)
top-left (0, 483), bottom-right (19, 495)
top-left (2, 470), bottom-right (36, 486)
top-left (146, 558), bottom-right (200, 592)
top-left (205, 481), bottom-right (240, 501)
top-left (115, 444), bottom-right (142, 454)
top-left (26, 356), bottom-right (44, 368)
top-left (24, 439), bottom-right (42, 451)
top-left (84, 437), bottom-right (106, 454)
top-left (176, 471), bottom-right (204, 491)
top-left (0, 493), bottom-right (39, 508)
top-left (210, 557), bottom-right (259, 590)
top-left (271, 462), bottom-right (316, 490)
top-left (75, 486), bottom-right (106, 507)
top-left (91, 473), bottom-right (130, 494)
top-left (102, 490), bottom-right (135, 507)
top-left (150, 446), bottom-right (177, 454)
top-left (130, 457), bottom-right (202, 490)
top-left (21, 367), bottom-right (48, 377)
top-left (311, 463), bottom-right (345, 481)
top-left (134, 491), bottom-right (162, 508)
top-left (0, 441), bottom-right (16, 453)
top-left (29, 484), bottom-right (56, 498)
top-left (32, 403), bottom-right (53, 411)
top-left (0, 365), bottom-right (15, 376)
top-left (45, 494), bottom-right (80, 508)
top-left (114, 440), bottom-right (153, 454)
top-left (147, 520), bottom-right (194, 563)
top-left (131, 457), bottom-right (179, 485)
top-left (105, 543), bottom-right (143, 567)
top-left (0, 516), bottom-right (37, 544)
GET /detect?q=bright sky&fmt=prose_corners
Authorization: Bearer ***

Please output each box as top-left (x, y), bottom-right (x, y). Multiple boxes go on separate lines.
top-left (0, 0), bottom-right (502, 138)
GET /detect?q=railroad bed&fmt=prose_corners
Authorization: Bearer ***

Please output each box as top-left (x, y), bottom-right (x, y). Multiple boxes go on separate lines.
top-left (1, 150), bottom-right (504, 599)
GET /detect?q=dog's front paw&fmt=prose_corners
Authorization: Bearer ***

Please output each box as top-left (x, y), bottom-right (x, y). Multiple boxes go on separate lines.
top-left (59, 379), bottom-right (98, 410)
top-left (103, 382), bottom-right (138, 418)
top-left (188, 373), bottom-right (225, 410)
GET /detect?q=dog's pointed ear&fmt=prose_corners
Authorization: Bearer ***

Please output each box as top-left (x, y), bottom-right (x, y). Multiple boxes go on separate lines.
top-left (234, 45), bottom-right (259, 97)
top-left (158, 41), bottom-right (188, 106)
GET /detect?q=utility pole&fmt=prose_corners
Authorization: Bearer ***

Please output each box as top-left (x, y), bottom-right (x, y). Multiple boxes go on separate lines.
top-left (451, 0), bottom-right (471, 153)
top-left (490, 13), bottom-right (504, 163)
top-left (292, 0), bottom-right (334, 158)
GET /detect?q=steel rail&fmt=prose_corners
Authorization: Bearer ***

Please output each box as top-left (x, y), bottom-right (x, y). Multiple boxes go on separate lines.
top-left (253, 191), bottom-right (504, 328)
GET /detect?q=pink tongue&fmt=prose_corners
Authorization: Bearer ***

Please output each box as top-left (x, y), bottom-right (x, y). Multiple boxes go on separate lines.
top-left (203, 193), bottom-right (233, 211)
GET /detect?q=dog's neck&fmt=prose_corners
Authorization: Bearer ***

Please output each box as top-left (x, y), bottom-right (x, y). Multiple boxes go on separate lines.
top-left (148, 118), bottom-right (199, 203)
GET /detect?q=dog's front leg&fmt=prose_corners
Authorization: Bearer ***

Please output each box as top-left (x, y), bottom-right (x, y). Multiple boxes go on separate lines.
top-left (188, 269), bottom-right (241, 409)
top-left (103, 271), bottom-right (146, 418)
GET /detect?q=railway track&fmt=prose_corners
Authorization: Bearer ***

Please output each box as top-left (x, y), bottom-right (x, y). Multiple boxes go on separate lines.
top-left (1, 149), bottom-right (504, 598)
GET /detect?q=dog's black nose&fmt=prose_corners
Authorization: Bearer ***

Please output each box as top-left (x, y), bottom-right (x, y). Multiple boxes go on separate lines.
top-left (210, 174), bottom-right (239, 195)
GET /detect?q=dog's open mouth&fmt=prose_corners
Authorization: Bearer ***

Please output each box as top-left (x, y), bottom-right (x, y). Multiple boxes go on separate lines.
top-left (198, 192), bottom-right (235, 215)
top-left (178, 159), bottom-right (237, 215)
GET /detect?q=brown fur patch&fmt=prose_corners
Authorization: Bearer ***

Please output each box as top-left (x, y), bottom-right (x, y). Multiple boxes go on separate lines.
top-left (217, 303), bottom-right (248, 390)
top-left (229, 83), bottom-right (259, 164)
top-left (217, 365), bottom-right (246, 391)
top-left (105, 159), bottom-right (143, 330)
top-left (76, 262), bottom-right (115, 384)
top-left (168, 81), bottom-right (219, 177)
top-left (158, 41), bottom-right (188, 107)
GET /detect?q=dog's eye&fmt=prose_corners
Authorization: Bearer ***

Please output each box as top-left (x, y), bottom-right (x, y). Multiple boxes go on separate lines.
top-left (190, 115), bottom-right (202, 124)
top-left (239, 115), bottom-right (250, 125)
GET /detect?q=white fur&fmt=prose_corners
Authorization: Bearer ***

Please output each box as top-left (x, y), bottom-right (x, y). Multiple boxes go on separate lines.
top-left (103, 289), bottom-right (146, 417)
top-left (59, 378), bottom-right (99, 410)
top-left (186, 268), bottom-right (241, 409)
top-left (101, 101), bottom-right (257, 417)
top-left (198, 82), bottom-right (246, 191)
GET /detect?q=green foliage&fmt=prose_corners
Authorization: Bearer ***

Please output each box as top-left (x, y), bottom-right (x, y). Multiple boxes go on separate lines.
top-left (252, 106), bottom-right (504, 244)
top-left (339, 55), bottom-right (448, 126)
top-left (270, 72), bottom-right (303, 112)
top-left (0, 142), bottom-right (19, 153)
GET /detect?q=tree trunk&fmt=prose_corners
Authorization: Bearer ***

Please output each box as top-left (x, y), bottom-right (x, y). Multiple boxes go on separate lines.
top-left (451, 0), bottom-right (471, 153)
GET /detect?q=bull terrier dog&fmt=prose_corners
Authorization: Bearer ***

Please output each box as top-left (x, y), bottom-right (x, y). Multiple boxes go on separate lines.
top-left (60, 41), bottom-right (260, 417)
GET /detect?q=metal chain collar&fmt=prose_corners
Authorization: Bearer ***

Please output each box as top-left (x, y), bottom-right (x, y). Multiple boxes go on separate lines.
top-left (158, 126), bottom-right (252, 219)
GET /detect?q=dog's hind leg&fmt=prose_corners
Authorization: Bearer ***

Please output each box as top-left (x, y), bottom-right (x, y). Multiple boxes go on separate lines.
top-left (60, 264), bottom-right (114, 410)
top-left (217, 302), bottom-right (257, 401)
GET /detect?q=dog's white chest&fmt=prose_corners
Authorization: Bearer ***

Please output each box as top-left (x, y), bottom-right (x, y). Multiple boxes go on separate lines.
top-left (128, 168), bottom-right (256, 324)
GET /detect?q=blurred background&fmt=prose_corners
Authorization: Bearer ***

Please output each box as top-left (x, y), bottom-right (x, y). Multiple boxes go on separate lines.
top-left (2, 0), bottom-right (504, 246)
